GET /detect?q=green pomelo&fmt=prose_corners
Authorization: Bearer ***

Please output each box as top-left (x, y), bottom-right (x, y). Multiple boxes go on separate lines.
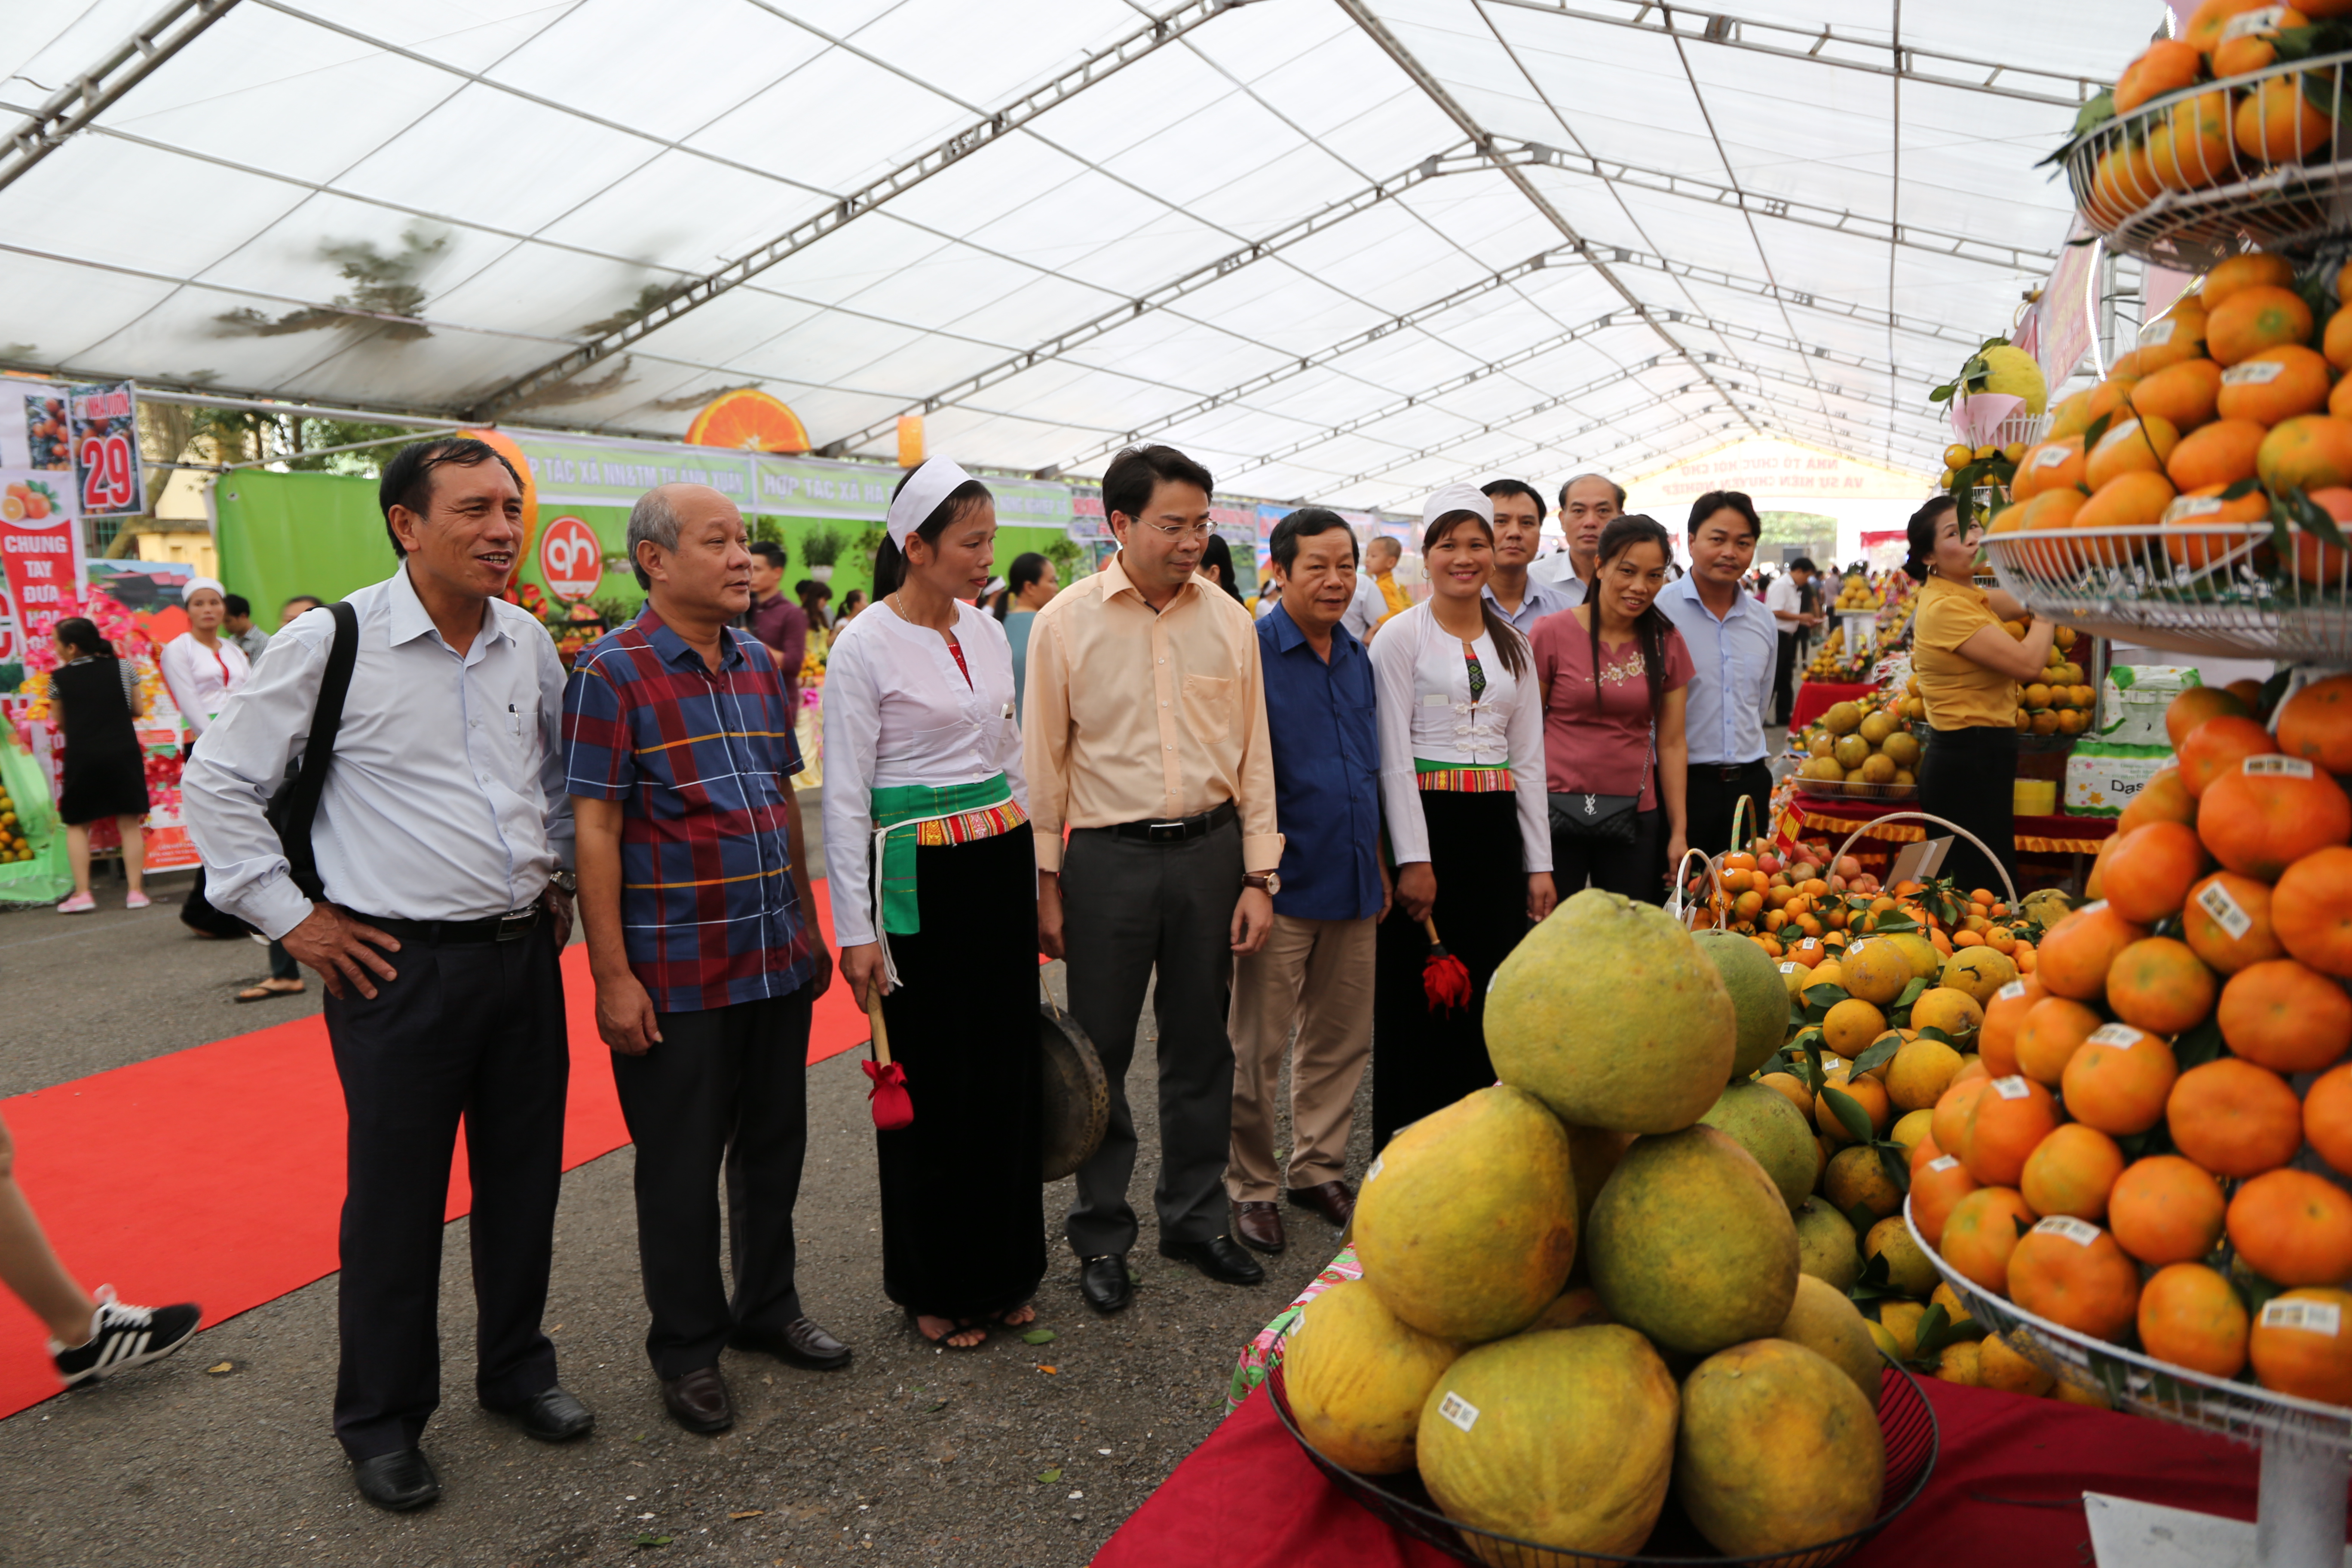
top-left (1675, 1339), bottom-right (1886, 1556)
top-left (1585, 1125), bottom-right (1800, 1356)
top-left (1355, 1086), bottom-right (1577, 1342)
top-left (1485, 889), bottom-right (1736, 1133)
top-left (1698, 1081), bottom-right (1819, 1211)
top-left (1692, 929), bottom-right (1792, 1079)
top-left (1283, 1279), bottom-right (1460, 1475)
top-left (1418, 1326), bottom-right (1677, 1562)
top-left (1794, 1197), bottom-right (1862, 1292)
top-left (1775, 1274), bottom-right (1883, 1406)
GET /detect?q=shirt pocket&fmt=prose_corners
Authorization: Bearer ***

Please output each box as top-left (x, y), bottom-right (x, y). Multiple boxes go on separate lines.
top-left (1179, 673), bottom-right (1234, 747)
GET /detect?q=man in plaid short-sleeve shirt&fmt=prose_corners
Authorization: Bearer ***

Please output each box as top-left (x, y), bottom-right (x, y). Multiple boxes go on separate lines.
top-left (563, 483), bottom-right (846, 1436)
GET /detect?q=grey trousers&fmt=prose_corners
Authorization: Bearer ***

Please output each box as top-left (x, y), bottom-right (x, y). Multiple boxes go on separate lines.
top-left (1060, 817), bottom-right (1244, 1257)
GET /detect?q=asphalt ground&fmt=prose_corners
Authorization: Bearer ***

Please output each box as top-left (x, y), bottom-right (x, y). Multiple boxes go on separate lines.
top-left (0, 797), bottom-right (1370, 1568)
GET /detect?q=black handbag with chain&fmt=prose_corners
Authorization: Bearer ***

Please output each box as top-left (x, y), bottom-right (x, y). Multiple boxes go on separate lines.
top-left (1549, 727), bottom-right (1654, 845)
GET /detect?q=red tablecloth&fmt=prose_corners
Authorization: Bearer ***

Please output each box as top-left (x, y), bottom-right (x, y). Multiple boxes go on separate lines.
top-left (1792, 792), bottom-right (2119, 857)
top-left (1095, 1376), bottom-right (2286, 1568)
top-left (1789, 680), bottom-right (1876, 732)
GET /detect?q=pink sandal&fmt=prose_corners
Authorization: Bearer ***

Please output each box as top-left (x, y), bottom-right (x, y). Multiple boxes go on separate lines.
top-left (56, 893), bottom-right (95, 915)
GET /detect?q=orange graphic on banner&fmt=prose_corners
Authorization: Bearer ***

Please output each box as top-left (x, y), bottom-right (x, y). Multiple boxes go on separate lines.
top-left (685, 389), bottom-right (810, 454)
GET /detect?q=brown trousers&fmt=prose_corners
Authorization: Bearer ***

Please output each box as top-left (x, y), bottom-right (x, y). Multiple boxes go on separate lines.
top-left (1225, 913), bottom-right (1375, 1203)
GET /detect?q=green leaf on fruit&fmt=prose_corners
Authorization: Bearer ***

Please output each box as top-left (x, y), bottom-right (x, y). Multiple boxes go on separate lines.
top-left (1896, 977), bottom-right (1928, 1008)
top-left (1845, 1199), bottom-right (1879, 1238)
top-left (1874, 1142), bottom-right (1913, 1195)
top-left (1852, 1036), bottom-right (1902, 1075)
top-left (1823, 1084), bottom-right (1875, 1147)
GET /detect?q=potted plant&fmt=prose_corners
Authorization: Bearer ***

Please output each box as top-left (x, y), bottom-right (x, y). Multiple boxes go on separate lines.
top-left (802, 524), bottom-right (845, 582)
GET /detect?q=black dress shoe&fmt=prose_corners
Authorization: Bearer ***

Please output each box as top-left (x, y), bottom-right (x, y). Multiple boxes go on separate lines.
top-left (484, 1385), bottom-right (594, 1442)
top-left (1286, 1179), bottom-right (1357, 1230)
top-left (1232, 1200), bottom-right (1286, 1254)
top-left (1078, 1253), bottom-right (1132, 1313)
top-left (660, 1364), bottom-right (734, 1433)
top-left (731, 1315), bottom-right (851, 1370)
top-left (1158, 1234), bottom-right (1266, 1286)
top-left (351, 1448), bottom-right (441, 1511)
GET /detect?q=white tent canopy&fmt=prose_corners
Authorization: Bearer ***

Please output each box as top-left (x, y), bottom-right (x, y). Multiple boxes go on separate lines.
top-left (1, 0), bottom-right (2152, 509)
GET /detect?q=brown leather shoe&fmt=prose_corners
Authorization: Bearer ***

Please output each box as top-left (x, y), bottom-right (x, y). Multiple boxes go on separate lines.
top-left (1231, 1200), bottom-right (1285, 1255)
top-left (1286, 1179), bottom-right (1356, 1229)
top-left (731, 1315), bottom-right (852, 1370)
top-left (659, 1364), bottom-right (733, 1433)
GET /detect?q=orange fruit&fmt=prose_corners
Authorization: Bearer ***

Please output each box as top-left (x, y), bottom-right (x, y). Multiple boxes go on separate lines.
top-left (2235, 75), bottom-right (2336, 166)
top-left (1979, 975), bottom-right (2048, 1078)
top-left (2037, 903), bottom-right (2151, 1000)
top-left (684, 387), bottom-right (810, 453)
top-left (1960, 1073), bottom-right (2060, 1186)
top-left (2307, 1063), bottom-right (2352, 1175)
top-left (1931, 1075), bottom-right (1990, 1162)
top-left (2217, 958), bottom-right (2352, 1072)
top-left (2009, 1218), bottom-right (2143, 1342)
top-left (2249, 1288), bottom-right (2352, 1405)
top-left (1909, 1130), bottom-right (1945, 1173)
top-left (2130, 356), bottom-right (2223, 431)
top-left (2110, 1155), bottom-right (2230, 1265)
top-left (2278, 671), bottom-right (2352, 772)
top-left (1912, 1153), bottom-right (1981, 1249)
top-left (2333, 372), bottom-right (2352, 418)
top-left (2075, 471), bottom-right (2177, 552)
top-left (2164, 484), bottom-right (2271, 570)
top-left (2166, 684), bottom-right (2253, 747)
top-left (2274, 844), bottom-right (2352, 977)
top-left (2085, 414), bottom-right (2183, 491)
top-left (1940, 1187), bottom-right (2038, 1295)
top-left (2197, 248), bottom-right (2297, 307)
top-left (2138, 1263), bottom-right (2250, 1378)
top-left (2086, 377), bottom-right (2143, 423)
top-left (2165, 416), bottom-right (2266, 492)
top-left (2150, 88), bottom-right (2242, 191)
top-left (2229, 1169), bottom-right (2352, 1286)
top-left (2098, 821), bottom-right (2211, 922)
top-left (2014, 996), bottom-right (2106, 1086)
top-left (2183, 870), bottom-right (2287, 973)
top-left (1815, 1072), bottom-right (1892, 1144)
top-left (2257, 413), bottom-right (2352, 491)
top-left (2178, 714), bottom-right (2278, 797)
top-left (2020, 1122), bottom-right (2127, 1221)
top-left (2202, 757), bottom-right (2352, 880)
top-left (2047, 389), bottom-right (2098, 442)
top-left (2136, 302), bottom-right (2214, 373)
top-left (2217, 343), bottom-right (2334, 424)
top-left (2167, 1057), bottom-right (2306, 1177)
top-left (2114, 39), bottom-right (2205, 111)
top-left (2119, 766), bottom-right (2198, 833)
top-left (2104, 937), bottom-right (2219, 1036)
top-left (2065, 1023), bottom-right (2182, 1137)
top-left (2329, 304), bottom-right (2352, 372)
top-left (2214, 5), bottom-right (2310, 76)
top-left (2012, 435), bottom-right (2086, 500)
top-left (2018, 487), bottom-right (2092, 576)
top-left (2290, 486), bottom-right (2352, 585)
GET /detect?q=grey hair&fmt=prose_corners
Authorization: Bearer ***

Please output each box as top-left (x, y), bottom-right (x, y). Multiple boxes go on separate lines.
top-left (1557, 472), bottom-right (1627, 509)
top-left (627, 489), bottom-right (683, 590)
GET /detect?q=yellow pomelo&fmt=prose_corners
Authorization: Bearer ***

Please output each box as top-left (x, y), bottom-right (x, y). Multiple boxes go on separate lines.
top-left (1841, 938), bottom-right (1914, 1007)
top-left (1877, 1299), bottom-right (1926, 1358)
top-left (1978, 344), bottom-right (2050, 415)
top-left (1692, 928), bottom-right (1790, 1079)
top-left (1825, 1143), bottom-right (1902, 1220)
top-left (1910, 986), bottom-right (1984, 1046)
top-left (1698, 1080), bottom-right (1818, 1210)
top-left (1939, 946), bottom-right (2017, 1005)
top-left (1865, 1215), bottom-right (1938, 1296)
top-left (1794, 1198), bottom-right (1861, 1291)
top-left (1776, 1274), bottom-right (1884, 1405)
top-left (1418, 1327), bottom-right (1677, 1561)
top-left (1586, 1126), bottom-right (1800, 1355)
top-left (1283, 1279), bottom-right (1460, 1474)
top-left (1886, 1038), bottom-right (1963, 1112)
top-left (1485, 890), bottom-right (1736, 1133)
top-left (1355, 1086), bottom-right (1577, 1341)
top-left (1563, 1123), bottom-right (1634, 1281)
top-left (1889, 933), bottom-right (1942, 980)
top-left (1933, 1341), bottom-right (1983, 1385)
top-left (1889, 1107), bottom-right (1936, 1158)
top-left (1676, 1339), bottom-right (1886, 1556)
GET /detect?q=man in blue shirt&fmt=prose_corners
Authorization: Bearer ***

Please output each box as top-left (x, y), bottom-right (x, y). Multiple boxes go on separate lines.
top-left (1226, 508), bottom-right (1387, 1256)
top-left (1658, 491), bottom-right (1779, 860)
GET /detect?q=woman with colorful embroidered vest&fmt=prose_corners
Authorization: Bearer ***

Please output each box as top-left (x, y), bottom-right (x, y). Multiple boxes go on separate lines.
top-left (1533, 513), bottom-right (1694, 905)
top-left (822, 458), bottom-right (1043, 1351)
top-left (1368, 484), bottom-right (1556, 1148)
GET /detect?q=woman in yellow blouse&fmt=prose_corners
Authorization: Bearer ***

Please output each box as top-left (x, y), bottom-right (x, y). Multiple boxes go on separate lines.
top-left (1905, 495), bottom-right (2053, 896)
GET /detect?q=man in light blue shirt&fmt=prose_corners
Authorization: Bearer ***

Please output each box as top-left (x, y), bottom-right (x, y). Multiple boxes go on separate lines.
top-left (1479, 478), bottom-right (1574, 636)
top-left (1658, 490), bottom-right (1778, 858)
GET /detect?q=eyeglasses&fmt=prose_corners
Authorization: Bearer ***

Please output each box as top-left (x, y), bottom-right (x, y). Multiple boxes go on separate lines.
top-left (1136, 520), bottom-right (1213, 542)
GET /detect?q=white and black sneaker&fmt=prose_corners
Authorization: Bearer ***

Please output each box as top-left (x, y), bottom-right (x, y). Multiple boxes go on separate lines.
top-left (49, 1286), bottom-right (201, 1387)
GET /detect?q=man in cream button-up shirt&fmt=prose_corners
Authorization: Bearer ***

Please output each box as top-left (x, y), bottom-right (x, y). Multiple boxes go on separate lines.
top-left (1024, 444), bottom-right (1283, 1314)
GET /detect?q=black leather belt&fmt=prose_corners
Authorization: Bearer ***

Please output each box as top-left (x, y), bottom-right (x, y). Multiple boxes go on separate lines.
top-left (360, 906), bottom-right (541, 945)
top-left (1097, 799), bottom-right (1238, 844)
top-left (1696, 762), bottom-right (1766, 781)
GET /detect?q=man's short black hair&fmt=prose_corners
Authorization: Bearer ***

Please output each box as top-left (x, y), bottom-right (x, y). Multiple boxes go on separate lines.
top-left (1268, 507), bottom-right (1360, 573)
top-left (749, 540), bottom-right (787, 570)
top-left (1790, 556), bottom-right (1818, 573)
top-left (1480, 478), bottom-right (1545, 518)
top-left (377, 437), bottom-right (523, 560)
top-left (222, 593), bottom-right (251, 619)
top-left (1686, 490), bottom-right (1760, 542)
top-left (1102, 444), bottom-right (1215, 527)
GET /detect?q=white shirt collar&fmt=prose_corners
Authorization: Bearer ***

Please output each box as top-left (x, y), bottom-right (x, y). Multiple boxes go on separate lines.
top-left (386, 561), bottom-right (510, 652)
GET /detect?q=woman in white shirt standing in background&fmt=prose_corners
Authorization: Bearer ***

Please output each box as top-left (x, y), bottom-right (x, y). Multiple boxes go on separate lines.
top-left (1369, 484), bottom-right (1555, 1149)
top-left (157, 576), bottom-right (252, 939)
top-left (822, 458), bottom-right (1044, 1351)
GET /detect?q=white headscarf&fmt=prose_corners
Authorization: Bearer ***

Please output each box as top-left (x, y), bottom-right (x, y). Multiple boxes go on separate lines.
top-left (181, 575), bottom-right (227, 603)
top-left (886, 457), bottom-right (976, 550)
top-left (1420, 484), bottom-right (1493, 530)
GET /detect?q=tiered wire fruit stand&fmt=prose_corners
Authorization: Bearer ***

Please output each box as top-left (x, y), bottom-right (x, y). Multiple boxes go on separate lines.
top-left (1952, 57), bottom-right (2352, 1563)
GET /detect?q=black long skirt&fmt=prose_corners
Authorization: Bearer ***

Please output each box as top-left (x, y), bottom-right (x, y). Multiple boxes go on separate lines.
top-left (1918, 723), bottom-right (2020, 898)
top-left (1372, 789), bottom-right (1529, 1149)
top-left (873, 825), bottom-right (1046, 1321)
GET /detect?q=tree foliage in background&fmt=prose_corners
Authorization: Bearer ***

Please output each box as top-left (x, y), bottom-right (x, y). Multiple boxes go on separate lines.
top-left (1757, 511), bottom-right (1837, 558)
top-left (1042, 533), bottom-right (1087, 585)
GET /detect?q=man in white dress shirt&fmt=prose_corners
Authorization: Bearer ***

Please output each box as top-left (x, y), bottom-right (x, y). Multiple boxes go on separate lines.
top-left (1765, 557), bottom-right (1822, 725)
top-left (182, 438), bottom-right (588, 1513)
top-left (1528, 472), bottom-right (1623, 599)
top-left (1659, 492), bottom-right (1779, 858)
top-left (1479, 478), bottom-right (1574, 636)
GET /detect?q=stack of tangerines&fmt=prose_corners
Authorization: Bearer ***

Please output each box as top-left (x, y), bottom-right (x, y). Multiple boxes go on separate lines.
top-left (1997, 249), bottom-right (2352, 583)
top-left (1909, 677), bottom-right (2352, 1407)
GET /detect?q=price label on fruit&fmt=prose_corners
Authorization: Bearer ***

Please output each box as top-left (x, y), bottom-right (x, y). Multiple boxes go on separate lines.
top-left (64, 381), bottom-right (144, 518)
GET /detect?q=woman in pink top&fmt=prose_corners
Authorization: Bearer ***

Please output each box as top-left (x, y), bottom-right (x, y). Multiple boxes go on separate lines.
top-left (1531, 514), bottom-right (1692, 904)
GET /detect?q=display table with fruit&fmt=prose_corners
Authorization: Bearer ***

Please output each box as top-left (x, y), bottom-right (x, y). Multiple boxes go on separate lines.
top-left (1788, 680), bottom-right (1878, 734)
top-left (1788, 790), bottom-right (2119, 858)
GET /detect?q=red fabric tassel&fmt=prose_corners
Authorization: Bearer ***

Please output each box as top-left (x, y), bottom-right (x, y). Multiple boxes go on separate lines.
top-left (862, 1058), bottom-right (914, 1130)
top-left (1420, 916), bottom-right (1472, 1013)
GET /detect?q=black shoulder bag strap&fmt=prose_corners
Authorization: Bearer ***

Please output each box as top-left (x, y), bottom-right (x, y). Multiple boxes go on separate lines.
top-left (263, 601), bottom-right (359, 902)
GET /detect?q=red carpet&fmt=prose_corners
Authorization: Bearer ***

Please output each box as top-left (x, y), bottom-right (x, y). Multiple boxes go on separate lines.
top-left (0, 882), bottom-right (873, 1420)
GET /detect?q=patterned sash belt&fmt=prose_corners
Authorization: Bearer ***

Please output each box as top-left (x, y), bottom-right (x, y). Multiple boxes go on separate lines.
top-left (868, 773), bottom-right (1026, 987)
top-left (1415, 759), bottom-right (1514, 793)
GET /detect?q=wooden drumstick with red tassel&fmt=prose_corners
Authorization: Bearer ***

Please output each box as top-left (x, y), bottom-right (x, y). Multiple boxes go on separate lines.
top-left (1421, 916), bottom-right (1472, 1014)
top-left (862, 984), bottom-right (913, 1130)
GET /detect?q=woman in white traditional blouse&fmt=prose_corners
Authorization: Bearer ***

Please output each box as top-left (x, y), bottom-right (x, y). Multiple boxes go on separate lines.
top-left (822, 458), bottom-right (1044, 1351)
top-left (1369, 484), bottom-right (1556, 1147)
top-left (158, 576), bottom-right (253, 938)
